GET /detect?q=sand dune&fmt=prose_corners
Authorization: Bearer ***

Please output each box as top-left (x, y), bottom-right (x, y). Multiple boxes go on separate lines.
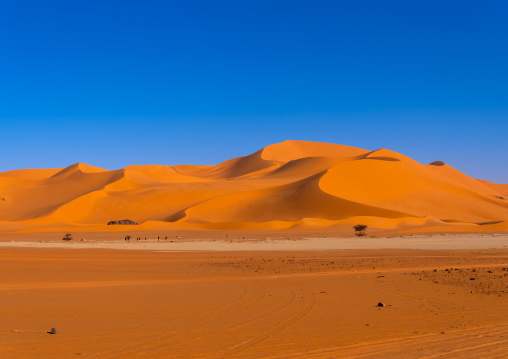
top-left (0, 168), bottom-right (63, 179)
top-left (476, 178), bottom-right (508, 196)
top-left (0, 140), bottom-right (506, 233)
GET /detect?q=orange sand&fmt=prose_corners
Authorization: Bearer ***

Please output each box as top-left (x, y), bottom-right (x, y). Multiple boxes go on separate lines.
top-left (2, 140), bottom-right (507, 358)
top-left (1, 140), bottom-right (507, 235)
top-left (1, 246), bottom-right (507, 358)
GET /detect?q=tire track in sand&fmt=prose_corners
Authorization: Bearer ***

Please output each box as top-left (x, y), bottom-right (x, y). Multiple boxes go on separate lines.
top-left (262, 322), bottom-right (508, 359)
top-left (92, 278), bottom-right (267, 359)
top-left (28, 279), bottom-right (250, 356)
top-left (225, 279), bottom-right (316, 355)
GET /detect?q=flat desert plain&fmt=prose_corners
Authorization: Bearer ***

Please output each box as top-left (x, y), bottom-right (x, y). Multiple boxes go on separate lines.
top-left (1, 234), bottom-right (508, 358)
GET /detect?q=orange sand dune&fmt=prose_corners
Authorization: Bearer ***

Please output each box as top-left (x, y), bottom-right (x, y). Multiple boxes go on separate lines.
top-left (0, 168), bottom-right (63, 180)
top-left (476, 178), bottom-right (508, 196)
top-left (0, 140), bottom-right (506, 233)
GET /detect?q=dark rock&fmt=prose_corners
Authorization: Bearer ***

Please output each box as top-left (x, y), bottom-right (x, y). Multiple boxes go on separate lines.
top-left (429, 161), bottom-right (445, 166)
top-left (107, 219), bottom-right (138, 225)
top-left (377, 302), bottom-right (385, 307)
top-left (48, 328), bottom-right (57, 334)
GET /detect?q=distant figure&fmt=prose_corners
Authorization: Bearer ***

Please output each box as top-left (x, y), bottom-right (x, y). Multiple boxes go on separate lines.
top-left (165, 236), bottom-right (167, 241)
top-left (145, 237), bottom-right (147, 241)
top-left (158, 236), bottom-right (159, 242)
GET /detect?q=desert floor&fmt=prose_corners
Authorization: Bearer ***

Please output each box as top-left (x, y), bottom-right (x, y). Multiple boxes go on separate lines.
top-left (1, 236), bottom-right (508, 358)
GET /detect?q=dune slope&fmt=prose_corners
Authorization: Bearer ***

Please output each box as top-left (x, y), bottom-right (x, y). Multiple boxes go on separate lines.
top-left (0, 140), bottom-right (506, 232)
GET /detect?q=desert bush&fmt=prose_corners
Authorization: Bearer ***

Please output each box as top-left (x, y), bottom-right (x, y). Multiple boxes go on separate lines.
top-left (353, 224), bottom-right (368, 237)
top-left (62, 233), bottom-right (72, 241)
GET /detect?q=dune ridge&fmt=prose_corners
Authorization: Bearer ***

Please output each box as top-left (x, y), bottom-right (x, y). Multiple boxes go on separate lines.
top-left (0, 140), bottom-right (507, 233)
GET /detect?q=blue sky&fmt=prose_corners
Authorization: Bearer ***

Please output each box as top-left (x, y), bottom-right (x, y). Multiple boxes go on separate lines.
top-left (1, 1), bottom-right (507, 182)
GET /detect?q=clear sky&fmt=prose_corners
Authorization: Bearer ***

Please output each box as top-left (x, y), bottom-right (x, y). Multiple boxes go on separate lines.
top-left (1, 1), bottom-right (507, 182)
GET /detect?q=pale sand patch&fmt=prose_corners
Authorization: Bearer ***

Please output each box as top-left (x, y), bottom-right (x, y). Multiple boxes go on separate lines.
top-left (0, 234), bottom-right (507, 251)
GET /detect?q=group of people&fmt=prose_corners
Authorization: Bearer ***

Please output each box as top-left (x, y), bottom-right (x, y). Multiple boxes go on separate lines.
top-left (124, 235), bottom-right (171, 242)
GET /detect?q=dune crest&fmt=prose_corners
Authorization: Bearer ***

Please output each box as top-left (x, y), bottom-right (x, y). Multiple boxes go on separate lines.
top-left (51, 163), bottom-right (108, 177)
top-left (260, 140), bottom-right (369, 162)
top-left (0, 141), bottom-right (506, 233)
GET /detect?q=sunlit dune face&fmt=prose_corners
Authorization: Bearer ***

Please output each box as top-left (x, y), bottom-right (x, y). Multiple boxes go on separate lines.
top-left (0, 140), bottom-right (506, 233)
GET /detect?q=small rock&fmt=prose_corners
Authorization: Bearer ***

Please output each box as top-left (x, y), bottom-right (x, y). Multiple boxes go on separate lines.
top-left (49, 328), bottom-right (57, 334)
top-left (377, 302), bottom-right (385, 307)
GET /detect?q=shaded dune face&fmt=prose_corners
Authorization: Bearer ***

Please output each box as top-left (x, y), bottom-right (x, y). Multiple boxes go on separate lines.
top-left (177, 171), bottom-right (414, 223)
top-left (0, 140), bottom-right (507, 231)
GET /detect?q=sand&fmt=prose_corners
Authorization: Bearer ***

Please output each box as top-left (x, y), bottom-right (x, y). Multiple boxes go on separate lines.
top-left (1, 235), bottom-right (508, 358)
top-left (1, 233), bottom-right (508, 251)
top-left (1, 140), bottom-right (507, 357)
top-left (1, 140), bottom-right (507, 234)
